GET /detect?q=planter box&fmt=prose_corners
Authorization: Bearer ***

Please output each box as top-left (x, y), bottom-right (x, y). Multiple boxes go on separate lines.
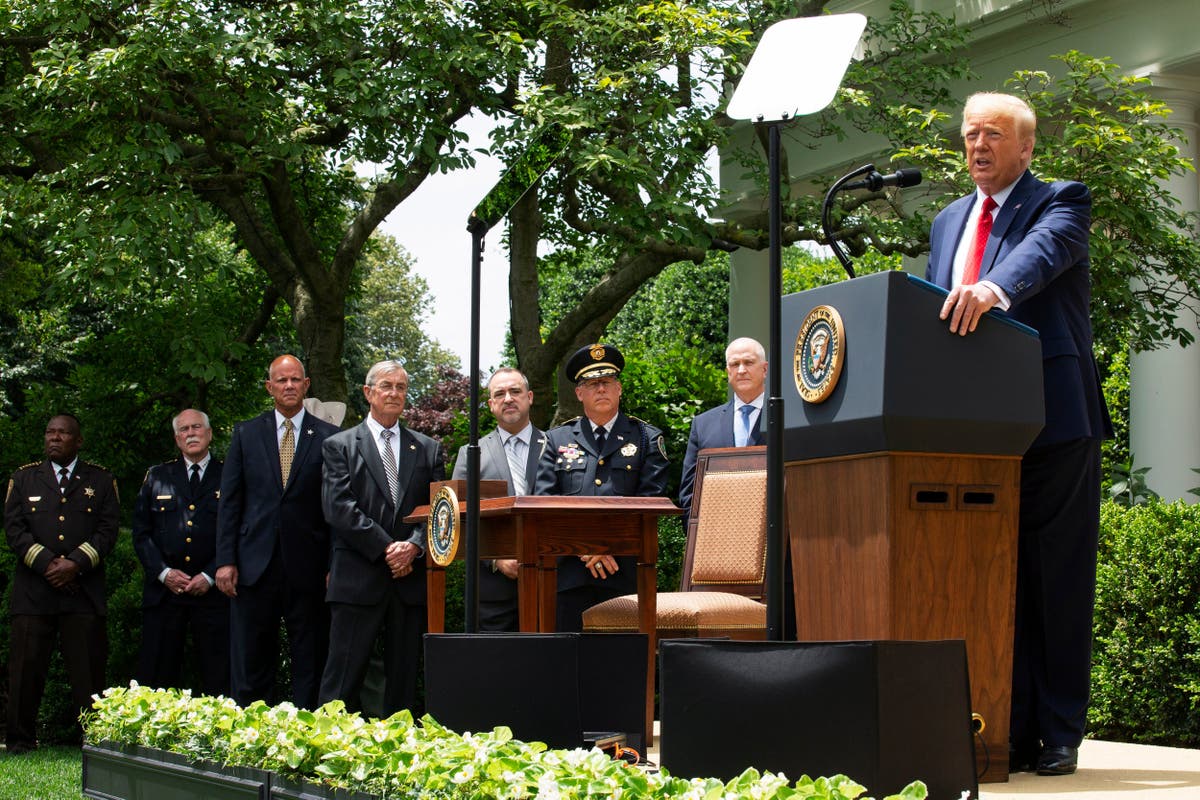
top-left (83, 742), bottom-right (272, 800)
top-left (82, 742), bottom-right (380, 800)
top-left (270, 775), bottom-right (379, 800)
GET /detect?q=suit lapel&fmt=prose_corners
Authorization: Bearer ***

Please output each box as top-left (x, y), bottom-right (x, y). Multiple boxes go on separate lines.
top-left (255, 412), bottom-right (285, 493)
top-left (981, 171), bottom-right (1037, 281)
top-left (934, 197), bottom-right (973, 287)
top-left (724, 401), bottom-right (737, 446)
top-left (396, 426), bottom-right (418, 504)
top-left (358, 423), bottom-right (393, 508)
top-left (482, 431), bottom-right (513, 489)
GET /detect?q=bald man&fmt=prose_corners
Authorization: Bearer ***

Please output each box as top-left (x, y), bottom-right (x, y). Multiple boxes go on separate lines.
top-left (216, 354), bottom-right (341, 708)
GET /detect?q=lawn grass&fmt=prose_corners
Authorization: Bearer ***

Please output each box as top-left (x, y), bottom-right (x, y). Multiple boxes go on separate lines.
top-left (0, 745), bottom-right (83, 800)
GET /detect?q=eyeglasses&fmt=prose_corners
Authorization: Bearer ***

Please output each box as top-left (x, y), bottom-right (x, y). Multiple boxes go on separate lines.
top-left (372, 382), bottom-right (408, 394)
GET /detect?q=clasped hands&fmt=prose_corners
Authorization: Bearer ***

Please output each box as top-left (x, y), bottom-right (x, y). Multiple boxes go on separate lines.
top-left (163, 568), bottom-right (212, 596)
top-left (44, 556), bottom-right (80, 592)
top-left (385, 540), bottom-right (419, 579)
top-left (580, 554), bottom-right (619, 580)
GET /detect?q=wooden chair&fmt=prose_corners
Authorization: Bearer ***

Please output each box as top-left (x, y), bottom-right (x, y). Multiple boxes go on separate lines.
top-left (582, 446), bottom-right (767, 639)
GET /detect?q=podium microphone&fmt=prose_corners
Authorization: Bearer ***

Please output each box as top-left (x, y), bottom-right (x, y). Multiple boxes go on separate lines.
top-left (823, 164), bottom-right (922, 279)
top-left (840, 167), bottom-right (922, 192)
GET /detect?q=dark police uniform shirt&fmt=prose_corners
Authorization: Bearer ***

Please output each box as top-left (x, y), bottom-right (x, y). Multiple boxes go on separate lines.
top-left (4, 460), bottom-right (120, 615)
top-left (533, 412), bottom-right (668, 593)
top-left (132, 458), bottom-right (225, 608)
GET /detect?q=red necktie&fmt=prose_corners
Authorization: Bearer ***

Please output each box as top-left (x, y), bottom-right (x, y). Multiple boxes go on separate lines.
top-left (962, 195), bottom-right (997, 285)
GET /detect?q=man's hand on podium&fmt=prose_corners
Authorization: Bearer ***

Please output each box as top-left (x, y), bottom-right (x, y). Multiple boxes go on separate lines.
top-left (940, 283), bottom-right (999, 336)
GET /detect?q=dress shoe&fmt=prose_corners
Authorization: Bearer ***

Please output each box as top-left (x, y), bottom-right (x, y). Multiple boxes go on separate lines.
top-left (1036, 745), bottom-right (1078, 776)
top-left (1008, 743), bottom-right (1038, 773)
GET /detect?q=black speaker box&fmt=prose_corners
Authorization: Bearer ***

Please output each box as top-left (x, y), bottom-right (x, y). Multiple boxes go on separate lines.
top-left (424, 633), bottom-right (648, 752)
top-left (659, 639), bottom-right (977, 799)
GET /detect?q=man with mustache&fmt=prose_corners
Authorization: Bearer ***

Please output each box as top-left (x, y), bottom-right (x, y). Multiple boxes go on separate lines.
top-left (4, 413), bottom-right (119, 754)
top-left (132, 408), bottom-right (229, 696)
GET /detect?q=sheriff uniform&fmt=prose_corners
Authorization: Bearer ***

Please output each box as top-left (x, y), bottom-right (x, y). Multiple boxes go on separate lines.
top-left (132, 456), bottom-right (230, 696)
top-left (4, 459), bottom-right (119, 751)
top-left (533, 344), bottom-right (669, 630)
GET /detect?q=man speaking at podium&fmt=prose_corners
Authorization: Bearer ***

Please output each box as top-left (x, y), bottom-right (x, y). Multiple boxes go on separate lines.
top-left (926, 92), bottom-right (1111, 777)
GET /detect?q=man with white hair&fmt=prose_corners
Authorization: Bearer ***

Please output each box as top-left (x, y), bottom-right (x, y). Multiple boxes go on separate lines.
top-left (678, 337), bottom-right (767, 518)
top-left (319, 360), bottom-right (445, 715)
top-left (132, 408), bottom-right (229, 696)
top-left (927, 91), bottom-right (1111, 776)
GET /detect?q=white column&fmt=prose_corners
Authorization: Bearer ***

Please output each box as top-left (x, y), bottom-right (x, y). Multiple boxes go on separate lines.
top-left (1130, 79), bottom-right (1200, 502)
top-left (729, 248), bottom-right (771, 358)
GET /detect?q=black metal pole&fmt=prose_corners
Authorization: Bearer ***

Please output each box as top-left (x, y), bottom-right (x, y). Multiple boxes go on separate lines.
top-left (465, 226), bottom-right (484, 634)
top-left (765, 121), bottom-right (785, 641)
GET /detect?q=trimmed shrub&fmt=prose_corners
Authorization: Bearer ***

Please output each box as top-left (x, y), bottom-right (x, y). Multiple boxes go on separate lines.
top-left (1089, 500), bottom-right (1200, 745)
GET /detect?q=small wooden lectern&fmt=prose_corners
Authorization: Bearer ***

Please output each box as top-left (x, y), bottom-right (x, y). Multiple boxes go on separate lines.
top-left (409, 484), bottom-right (681, 746)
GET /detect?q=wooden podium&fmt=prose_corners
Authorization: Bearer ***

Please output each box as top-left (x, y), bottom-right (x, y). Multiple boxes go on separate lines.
top-left (410, 489), bottom-right (682, 745)
top-left (781, 271), bottom-right (1045, 782)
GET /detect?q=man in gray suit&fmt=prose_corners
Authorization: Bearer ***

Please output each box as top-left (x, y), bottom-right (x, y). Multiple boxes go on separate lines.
top-left (319, 360), bottom-right (445, 715)
top-left (451, 367), bottom-right (545, 631)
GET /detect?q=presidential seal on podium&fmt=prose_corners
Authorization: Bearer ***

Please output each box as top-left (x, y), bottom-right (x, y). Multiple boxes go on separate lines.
top-left (427, 484), bottom-right (461, 567)
top-left (794, 304), bottom-right (845, 404)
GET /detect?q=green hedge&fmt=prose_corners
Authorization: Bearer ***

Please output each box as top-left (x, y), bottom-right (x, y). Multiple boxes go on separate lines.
top-left (1089, 500), bottom-right (1200, 745)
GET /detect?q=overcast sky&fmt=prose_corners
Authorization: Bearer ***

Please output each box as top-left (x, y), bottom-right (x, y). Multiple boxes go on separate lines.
top-left (376, 116), bottom-right (510, 374)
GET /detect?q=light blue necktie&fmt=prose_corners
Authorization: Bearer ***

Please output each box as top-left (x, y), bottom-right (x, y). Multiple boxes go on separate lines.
top-left (737, 404), bottom-right (754, 447)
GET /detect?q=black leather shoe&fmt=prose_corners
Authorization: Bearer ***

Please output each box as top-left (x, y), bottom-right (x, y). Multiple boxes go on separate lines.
top-left (1036, 745), bottom-right (1078, 776)
top-left (1008, 743), bottom-right (1038, 773)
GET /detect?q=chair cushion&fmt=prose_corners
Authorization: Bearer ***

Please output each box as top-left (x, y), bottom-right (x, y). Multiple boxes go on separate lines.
top-left (583, 592), bottom-right (766, 638)
top-left (691, 470), bottom-right (767, 588)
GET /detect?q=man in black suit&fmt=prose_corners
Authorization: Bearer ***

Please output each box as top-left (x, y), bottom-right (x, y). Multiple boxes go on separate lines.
top-left (927, 92), bottom-right (1111, 776)
top-left (4, 413), bottom-right (119, 753)
top-left (132, 408), bottom-right (229, 697)
top-left (451, 367), bottom-right (546, 631)
top-left (319, 360), bottom-right (445, 715)
top-left (216, 354), bottom-right (340, 708)
top-left (678, 337), bottom-right (767, 517)
top-left (534, 344), bottom-right (669, 632)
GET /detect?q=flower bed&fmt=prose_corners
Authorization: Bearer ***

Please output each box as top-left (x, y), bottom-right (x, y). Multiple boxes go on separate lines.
top-left (83, 684), bottom-right (926, 800)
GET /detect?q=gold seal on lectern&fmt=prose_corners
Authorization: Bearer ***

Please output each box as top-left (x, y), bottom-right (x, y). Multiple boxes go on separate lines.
top-left (427, 485), bottom-right (461, 567)
top-left (794, 304), bottom-right (845, 404)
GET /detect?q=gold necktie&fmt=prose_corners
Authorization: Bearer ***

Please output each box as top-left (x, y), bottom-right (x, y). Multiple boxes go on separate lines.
top-left (280, 418), bottom-right (295, 487)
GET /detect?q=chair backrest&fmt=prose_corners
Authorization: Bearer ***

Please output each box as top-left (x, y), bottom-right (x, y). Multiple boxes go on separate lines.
top-left (681, 445), bottom-right (768, 598)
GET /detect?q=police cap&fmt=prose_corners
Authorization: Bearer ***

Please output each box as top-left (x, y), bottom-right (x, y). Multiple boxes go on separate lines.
top-left (565, 343), bottom-right (624, 383)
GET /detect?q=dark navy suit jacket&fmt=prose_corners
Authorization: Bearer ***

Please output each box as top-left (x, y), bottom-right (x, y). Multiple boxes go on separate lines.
top-left (678, 399), bottom-right (763, 515)
top-left (216, 410), bottom-right (340, 591)
top-left (926, 170), bottom-right (1111, 447)
top-left (133, 458), bottom-right (224, 607)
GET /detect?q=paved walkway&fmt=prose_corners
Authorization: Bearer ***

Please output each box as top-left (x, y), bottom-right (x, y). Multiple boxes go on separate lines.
top-left (645, 732), bottom-right (1200, 798)
top-left (981, 740), bottom-right (1200, 799)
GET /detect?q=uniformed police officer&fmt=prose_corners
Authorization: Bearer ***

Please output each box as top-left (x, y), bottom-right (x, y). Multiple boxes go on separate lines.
top-left (131, 409), bottom-right (230, 697)
top-left (4, 413), bottom-right (119, 754)
top-left (533, 344), bottom-right (669, 631)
